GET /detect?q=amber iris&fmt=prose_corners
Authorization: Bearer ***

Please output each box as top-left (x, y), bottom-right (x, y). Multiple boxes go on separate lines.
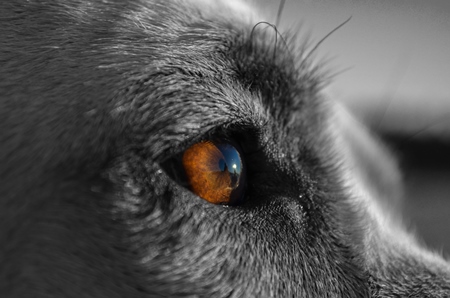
top-left (182, 141), bottom-right (245, 205)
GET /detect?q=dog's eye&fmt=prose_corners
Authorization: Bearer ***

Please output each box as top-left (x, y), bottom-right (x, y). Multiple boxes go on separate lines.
top-left (181, 140), bottom-right (246, 205)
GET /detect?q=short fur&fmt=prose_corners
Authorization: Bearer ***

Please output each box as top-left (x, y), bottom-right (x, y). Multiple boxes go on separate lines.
top-left (1, 0), bottom-right (449, 297)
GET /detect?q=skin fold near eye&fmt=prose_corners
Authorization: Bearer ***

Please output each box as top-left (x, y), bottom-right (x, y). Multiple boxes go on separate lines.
top-left (182, 141), bottom-right (245, 205)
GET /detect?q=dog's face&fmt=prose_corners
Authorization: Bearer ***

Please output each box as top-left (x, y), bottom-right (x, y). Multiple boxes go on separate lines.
top-left (1, 0), bottom-right (449, 297)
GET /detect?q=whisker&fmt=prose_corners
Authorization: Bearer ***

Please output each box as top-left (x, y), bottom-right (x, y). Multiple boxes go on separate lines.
top-left (301, 16), bottom-right (352, 66)
top-left (250, 21), bottom-right (291, 61)
top-left (400, 112), bottom-right (450, 144)
top-left (375, 53), bottom-right (410, 131)
top-left (276, 0), bottom-right (286, 28)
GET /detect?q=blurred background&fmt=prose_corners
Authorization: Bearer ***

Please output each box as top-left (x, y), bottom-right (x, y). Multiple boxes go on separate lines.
top-left (257, 0), bottom-right (450, 256)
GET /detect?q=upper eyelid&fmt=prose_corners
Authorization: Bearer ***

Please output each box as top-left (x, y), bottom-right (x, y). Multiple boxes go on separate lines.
top-left (156, 126), bottom-right (228, 163)
top-left (157, 121), bottom-right (261, 164)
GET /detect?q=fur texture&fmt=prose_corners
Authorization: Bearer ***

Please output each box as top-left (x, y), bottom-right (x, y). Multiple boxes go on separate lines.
top-left (1, 0), bottom-right (449, 297)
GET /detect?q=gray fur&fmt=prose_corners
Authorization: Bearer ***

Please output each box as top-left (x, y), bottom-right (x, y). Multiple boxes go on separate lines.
top-left (1, 0), bottom-right (449, 297)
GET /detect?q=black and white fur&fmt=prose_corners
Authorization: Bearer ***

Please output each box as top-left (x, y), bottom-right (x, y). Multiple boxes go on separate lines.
top-left (1, 0), bottom-right (449, 297)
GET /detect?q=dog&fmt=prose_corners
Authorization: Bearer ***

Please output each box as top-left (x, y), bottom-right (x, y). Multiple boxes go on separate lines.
top-left (1, 0), bottom-right (449, 297)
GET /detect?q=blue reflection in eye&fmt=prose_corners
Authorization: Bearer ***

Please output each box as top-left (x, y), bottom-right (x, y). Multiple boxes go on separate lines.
top-left (216, 143), bottom-right (242, 188)
top-left (217, 144), bottom-right (242, 174)
top-left (218, 158), bottom-right (226, 171)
